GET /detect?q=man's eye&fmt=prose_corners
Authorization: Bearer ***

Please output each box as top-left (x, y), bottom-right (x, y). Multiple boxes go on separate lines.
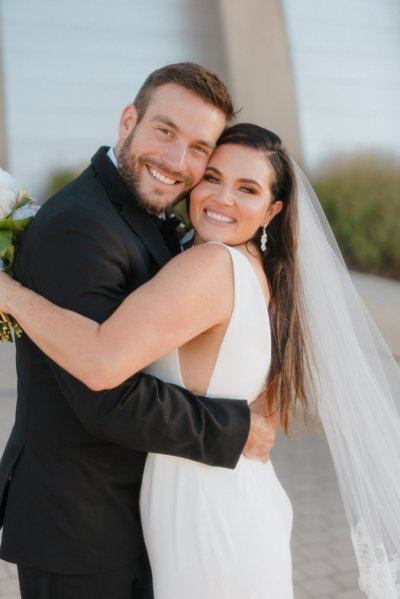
top-left (193, 145), bottom-right (209, 155)
top-left (157, 127), bottom-right (171, 136)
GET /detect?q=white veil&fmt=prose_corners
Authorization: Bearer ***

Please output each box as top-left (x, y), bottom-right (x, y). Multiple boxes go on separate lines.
top-left (295, 163), bottom-right (400, 598)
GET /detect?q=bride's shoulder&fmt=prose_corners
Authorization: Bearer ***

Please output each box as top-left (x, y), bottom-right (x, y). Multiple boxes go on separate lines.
top-left (178, 241), bottom-right (234, 270)
top-left (147, 242), bottom-right (235, 319)
top-left (185, 242), bottom-right (260, 273)
top-left (160, 242), bottom-right (234, 291)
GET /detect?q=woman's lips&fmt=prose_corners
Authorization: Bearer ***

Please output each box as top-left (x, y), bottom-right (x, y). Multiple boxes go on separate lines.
top-left (203, 208), bottom-right (236, 224)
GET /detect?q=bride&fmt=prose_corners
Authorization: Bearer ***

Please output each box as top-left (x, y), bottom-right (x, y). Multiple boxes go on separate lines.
top-left (0, 123), bottom-right (400, 599)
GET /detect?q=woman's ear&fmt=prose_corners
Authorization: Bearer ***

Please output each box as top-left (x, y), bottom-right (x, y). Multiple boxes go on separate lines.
top-left (264, 200), bottom-right (283, 226)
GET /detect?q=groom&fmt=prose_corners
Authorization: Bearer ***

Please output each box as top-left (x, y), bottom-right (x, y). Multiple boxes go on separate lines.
top-left (0, 63), bottom-right (276, 598)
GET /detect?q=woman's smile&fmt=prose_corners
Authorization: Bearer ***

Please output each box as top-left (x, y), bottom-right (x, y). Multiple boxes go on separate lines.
top-left (202, 208), bottom-right (237, 225)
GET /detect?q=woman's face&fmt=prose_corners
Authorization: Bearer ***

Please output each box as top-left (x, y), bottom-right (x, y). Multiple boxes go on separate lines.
top-left (189, 144), bottom-right (283, 247)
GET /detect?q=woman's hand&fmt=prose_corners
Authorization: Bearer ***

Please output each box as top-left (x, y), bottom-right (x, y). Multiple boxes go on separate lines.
top-left (0, 271), bottom-right (21, 313)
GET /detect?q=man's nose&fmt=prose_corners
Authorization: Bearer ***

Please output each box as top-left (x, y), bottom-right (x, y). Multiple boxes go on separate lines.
top-left (164, 142), bottom-right (187, 173)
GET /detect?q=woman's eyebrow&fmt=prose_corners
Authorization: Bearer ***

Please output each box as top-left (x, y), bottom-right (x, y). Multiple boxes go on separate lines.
top-left (237, 178), bottom-right (262, 189)
top-left (205, 166), bottom-right (222, 175)
top-left (206, 168), bottom-right (262, 190)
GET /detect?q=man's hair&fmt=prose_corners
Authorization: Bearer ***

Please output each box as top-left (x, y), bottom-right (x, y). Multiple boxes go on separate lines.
top-left (133, 62), bottom-right (235, 123)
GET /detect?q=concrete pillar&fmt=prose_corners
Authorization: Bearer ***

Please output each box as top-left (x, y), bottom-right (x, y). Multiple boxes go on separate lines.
top-left (218, 0), bottom-right (303, 164)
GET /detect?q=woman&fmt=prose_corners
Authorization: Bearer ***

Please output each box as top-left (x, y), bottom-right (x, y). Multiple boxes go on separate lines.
top-left (1, 124), bottom-right (400, 599)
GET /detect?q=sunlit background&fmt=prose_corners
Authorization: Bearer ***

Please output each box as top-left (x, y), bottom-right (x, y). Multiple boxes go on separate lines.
top-left (0, 4), bottom-right (399, 597)
top-left (1, 0), bottom-right (400, 277)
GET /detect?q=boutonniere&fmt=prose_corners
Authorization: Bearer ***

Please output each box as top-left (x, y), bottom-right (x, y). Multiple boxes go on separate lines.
top-left (168, 198), bottom-right (194, 245)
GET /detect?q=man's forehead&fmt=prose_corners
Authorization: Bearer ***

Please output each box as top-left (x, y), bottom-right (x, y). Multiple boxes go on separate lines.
top-left (146, 82), bottom-right (200, 106)
top-left (144, 83), bottom-right (225, 122)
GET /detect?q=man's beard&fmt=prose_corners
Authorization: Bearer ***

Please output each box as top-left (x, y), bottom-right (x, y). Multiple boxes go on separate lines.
top-left (117, 132), bottom-right (193, 214)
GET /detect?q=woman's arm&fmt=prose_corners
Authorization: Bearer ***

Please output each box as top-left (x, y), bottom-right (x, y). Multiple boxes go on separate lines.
top-left (0, 243), bottom-right (233, 390)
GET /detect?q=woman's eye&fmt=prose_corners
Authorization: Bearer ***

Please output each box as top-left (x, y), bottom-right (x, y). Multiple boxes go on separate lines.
top-left (239, 186), bottom-right (256, 194)
top-left (204, 174), bottom-right (220, 183)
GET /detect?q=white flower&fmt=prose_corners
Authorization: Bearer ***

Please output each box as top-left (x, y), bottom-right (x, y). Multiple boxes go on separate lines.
top-left (11, 204), bottom-right (40, 221)
top-left (0, 168), bottom-right (18, 219)
top-left (0, 168), bottom-right (18, 193)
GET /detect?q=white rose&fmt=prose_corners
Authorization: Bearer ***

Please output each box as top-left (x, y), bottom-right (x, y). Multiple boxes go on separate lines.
top-left (11, 204), bottom-right (40, 221)
top-left (0, 168), bottom-right (18, 219)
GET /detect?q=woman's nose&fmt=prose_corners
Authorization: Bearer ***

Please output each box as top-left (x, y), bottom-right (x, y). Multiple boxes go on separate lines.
top-left (214, 185), bottom-right (234, 205)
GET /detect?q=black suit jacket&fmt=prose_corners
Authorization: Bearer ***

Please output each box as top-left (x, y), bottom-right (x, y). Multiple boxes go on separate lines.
top-left (0, 147), bottom-right (250, 574)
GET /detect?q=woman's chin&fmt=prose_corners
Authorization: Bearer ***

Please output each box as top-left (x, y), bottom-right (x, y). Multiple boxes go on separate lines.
top-left (193, 226), bottom-right (236, 247)
top-left (198, 234), bottom-right (232, 246)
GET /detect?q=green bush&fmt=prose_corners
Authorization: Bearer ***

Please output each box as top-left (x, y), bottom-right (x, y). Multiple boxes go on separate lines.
top-left (46, 168), bottom-right (81, 197)
top-left (312, 154), bottom-right (400, 279)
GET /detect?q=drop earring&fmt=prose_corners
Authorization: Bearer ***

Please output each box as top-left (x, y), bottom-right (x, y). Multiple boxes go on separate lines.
top-left (260, 225), bottom-right (268, 252)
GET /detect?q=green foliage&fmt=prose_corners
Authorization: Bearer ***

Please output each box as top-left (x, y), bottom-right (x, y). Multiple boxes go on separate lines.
top-left (46, 168), bottom-right (80, 197)
top-left (0, 225), bottom-right (12, 256)
top-left (312, 153), bottom-right (400, 279)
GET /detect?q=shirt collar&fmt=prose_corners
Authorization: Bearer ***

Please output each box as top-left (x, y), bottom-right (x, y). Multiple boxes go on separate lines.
top-left (107, 147), bottom-right (118, 167)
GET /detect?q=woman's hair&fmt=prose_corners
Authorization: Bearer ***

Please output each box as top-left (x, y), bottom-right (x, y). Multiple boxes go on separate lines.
top-left (216, 123), bottom-right (315, 433)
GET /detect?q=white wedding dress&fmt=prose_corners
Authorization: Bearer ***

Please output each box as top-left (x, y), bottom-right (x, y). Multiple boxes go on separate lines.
top-left (140, 244), bottom-right (294, 599)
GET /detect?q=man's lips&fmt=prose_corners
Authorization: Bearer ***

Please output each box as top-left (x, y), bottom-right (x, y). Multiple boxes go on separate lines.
top-left (203, 208), bottom-right (236, 224)
top-left (148, 166), bottom-right (177, 185)
top-left (145, 161), bottom-right (191, 187)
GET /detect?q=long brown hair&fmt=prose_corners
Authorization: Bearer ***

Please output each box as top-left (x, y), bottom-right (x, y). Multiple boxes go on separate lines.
top-left (217, 123), bottom-right (315, 433)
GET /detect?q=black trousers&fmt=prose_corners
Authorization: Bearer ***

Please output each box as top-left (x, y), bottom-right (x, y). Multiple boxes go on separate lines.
top-left (17, 554), bottom-right (153, 599)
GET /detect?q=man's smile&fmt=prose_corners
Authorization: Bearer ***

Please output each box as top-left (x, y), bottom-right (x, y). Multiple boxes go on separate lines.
top-left (148, 166), bottom-right (178, 186)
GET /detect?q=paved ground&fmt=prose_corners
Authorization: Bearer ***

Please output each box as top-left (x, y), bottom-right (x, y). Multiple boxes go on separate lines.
top-left (0, 344), bottom-right (19, 599)
top-left (0, 271), bottom-right (399, 598)
top-left (351, 271), bottom-right (400, 360)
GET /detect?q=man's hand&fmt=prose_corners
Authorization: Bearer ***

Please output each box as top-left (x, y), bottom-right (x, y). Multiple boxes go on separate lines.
top-left (243, 389), bottom-right (277, 463)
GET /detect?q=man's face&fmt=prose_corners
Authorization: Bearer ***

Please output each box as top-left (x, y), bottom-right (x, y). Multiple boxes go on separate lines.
top-left (115, 83), bottom-right (227, 214)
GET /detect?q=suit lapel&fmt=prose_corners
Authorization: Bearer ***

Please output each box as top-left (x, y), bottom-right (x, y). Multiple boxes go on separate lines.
top-left (120, 199), bottom-right (172, 268)
top-left (91, 147), bottom-right (172, 269)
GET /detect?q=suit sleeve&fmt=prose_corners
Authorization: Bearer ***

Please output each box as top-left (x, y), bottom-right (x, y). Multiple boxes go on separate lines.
top-left (21, 208), bottom-right (250, 468)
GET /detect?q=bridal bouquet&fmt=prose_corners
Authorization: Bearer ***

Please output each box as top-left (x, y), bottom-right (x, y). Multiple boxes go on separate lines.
top-left (0, 168), bottom-right (39, 341)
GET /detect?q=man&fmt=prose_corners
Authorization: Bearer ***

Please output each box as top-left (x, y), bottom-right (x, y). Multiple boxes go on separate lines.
top-left (0, 63), bottom-right (275, 599)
